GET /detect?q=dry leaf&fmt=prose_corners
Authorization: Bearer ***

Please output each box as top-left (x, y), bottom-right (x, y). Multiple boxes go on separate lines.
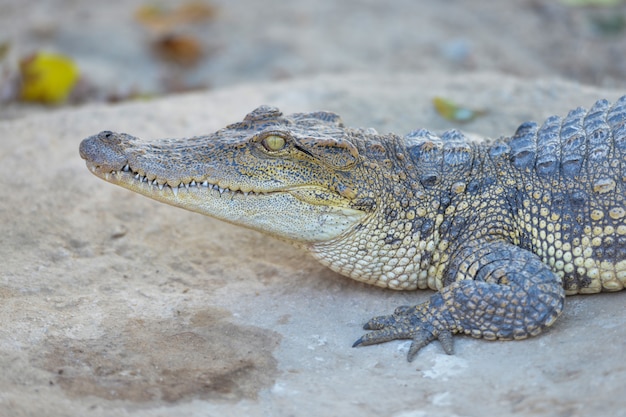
top-left (152, 34), bottom-right (203, 66)
top-left (135, 1), bottom-right (217, 32)
top-left (177, 1), bottom-right (217, 23)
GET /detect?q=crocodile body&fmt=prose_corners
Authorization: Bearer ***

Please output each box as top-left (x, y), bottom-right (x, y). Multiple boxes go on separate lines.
top-left (79, 97), bottom-right (626, 361)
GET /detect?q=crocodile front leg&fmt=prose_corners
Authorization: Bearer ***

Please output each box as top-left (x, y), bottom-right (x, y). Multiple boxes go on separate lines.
top-left (353, 241), bottom-right (566, 361)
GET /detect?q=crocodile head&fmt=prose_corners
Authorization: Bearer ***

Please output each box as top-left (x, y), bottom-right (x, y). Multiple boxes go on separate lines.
top-left (79, 106), bottom-right (376, 245)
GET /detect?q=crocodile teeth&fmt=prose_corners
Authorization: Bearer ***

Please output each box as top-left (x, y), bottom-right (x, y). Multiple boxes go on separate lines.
top-left (120, 167), bottom-right (262, 197)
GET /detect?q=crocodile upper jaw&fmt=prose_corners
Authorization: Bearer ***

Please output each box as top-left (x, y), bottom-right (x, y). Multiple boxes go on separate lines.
top-left (79, 131), bottom-right (366, 244)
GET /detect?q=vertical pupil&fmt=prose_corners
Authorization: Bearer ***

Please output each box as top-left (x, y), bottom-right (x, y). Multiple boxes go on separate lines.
top-left (266, 135), bottom-right (285, 150)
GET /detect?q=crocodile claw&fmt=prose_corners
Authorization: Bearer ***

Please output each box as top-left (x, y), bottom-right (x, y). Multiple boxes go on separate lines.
top-left (353, 304), bottom-right (454, 361)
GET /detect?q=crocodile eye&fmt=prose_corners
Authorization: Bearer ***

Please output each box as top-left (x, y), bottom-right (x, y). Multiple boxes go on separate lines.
top-left (262, 135), bottom-right (286, 152)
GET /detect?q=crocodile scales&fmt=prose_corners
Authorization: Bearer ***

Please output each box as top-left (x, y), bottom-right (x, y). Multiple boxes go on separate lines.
top-left (79, 97), bottom-right (626, 361)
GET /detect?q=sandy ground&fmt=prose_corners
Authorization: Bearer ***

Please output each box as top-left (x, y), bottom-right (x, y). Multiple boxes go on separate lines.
top-left (2, 1), bottom-right (626, 417)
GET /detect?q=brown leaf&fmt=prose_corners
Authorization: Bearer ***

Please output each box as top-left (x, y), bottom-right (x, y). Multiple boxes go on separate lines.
top-left (152, 34), bottom-right (204, 66)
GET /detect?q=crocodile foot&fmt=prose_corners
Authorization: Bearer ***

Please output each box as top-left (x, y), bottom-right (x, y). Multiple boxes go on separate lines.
top-left (353, 303), bottom-right (455, 362)
top-left (353, 241), bottom-right (566, 362)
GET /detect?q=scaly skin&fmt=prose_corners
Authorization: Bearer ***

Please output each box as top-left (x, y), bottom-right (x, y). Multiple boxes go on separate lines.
top-left (79, 99), bottom-right (626, 361)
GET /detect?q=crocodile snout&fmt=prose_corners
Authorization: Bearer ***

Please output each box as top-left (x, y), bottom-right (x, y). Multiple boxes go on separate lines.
top-left (79, 131), bottom-right (131, 171)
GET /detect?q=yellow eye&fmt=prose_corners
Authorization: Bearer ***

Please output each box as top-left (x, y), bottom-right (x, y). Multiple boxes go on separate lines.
top-left (262, 135), bottom-right (286, 151)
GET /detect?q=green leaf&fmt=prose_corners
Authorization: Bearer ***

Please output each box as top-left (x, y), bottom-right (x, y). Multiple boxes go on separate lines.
top-left (432, 96), bottom-right (485, 123)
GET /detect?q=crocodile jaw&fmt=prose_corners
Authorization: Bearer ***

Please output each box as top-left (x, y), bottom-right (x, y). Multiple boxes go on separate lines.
top-left (82, 153), bottom-right (365, 244)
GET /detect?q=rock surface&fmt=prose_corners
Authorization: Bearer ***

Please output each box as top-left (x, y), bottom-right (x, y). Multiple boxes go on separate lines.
top-left (1, 72), bottom-right (626, 417)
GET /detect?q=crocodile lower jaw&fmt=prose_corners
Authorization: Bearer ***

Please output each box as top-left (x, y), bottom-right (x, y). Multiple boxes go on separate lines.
top-left (86, 162), bottom-right (366, 244)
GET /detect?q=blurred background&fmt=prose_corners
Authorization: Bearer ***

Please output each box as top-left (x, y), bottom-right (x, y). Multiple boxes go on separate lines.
top-left (1, 0), bottom-right (626, 119)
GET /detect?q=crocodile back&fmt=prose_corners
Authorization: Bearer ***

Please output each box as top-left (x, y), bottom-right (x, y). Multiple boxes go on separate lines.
top-left (496, 97), bottom-right (626, 293)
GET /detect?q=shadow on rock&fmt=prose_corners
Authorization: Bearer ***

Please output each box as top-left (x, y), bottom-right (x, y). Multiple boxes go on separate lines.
top-left (34, 308), bottom-right (280, 403)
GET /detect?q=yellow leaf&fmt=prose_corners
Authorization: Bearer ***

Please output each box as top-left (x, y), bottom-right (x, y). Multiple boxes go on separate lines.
top-left (19, 52), bottom-right (79, 104)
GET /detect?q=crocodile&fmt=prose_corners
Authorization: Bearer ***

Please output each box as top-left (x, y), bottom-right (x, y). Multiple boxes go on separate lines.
top-left (79, 97), bottom-right (626, 361)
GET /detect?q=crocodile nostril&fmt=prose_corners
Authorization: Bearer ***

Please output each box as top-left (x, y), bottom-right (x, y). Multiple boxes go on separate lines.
top-left (79, 131), bottom-right (130, 171)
